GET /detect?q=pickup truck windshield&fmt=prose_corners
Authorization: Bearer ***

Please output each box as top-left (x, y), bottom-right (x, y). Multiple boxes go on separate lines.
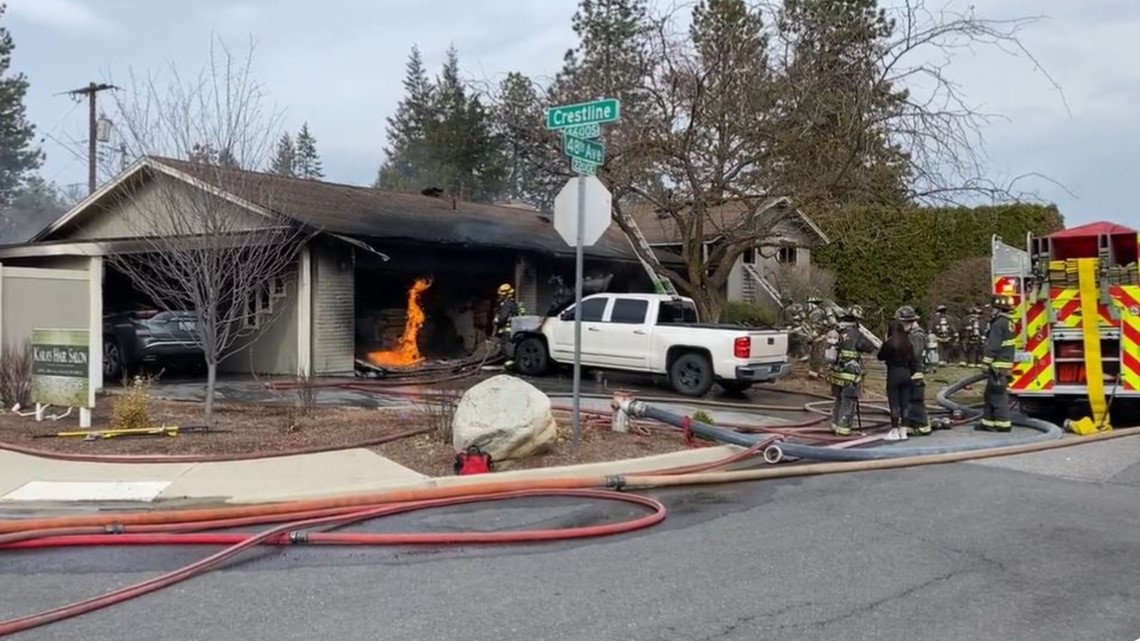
top-left (657, 300), bottom-right (699, 325)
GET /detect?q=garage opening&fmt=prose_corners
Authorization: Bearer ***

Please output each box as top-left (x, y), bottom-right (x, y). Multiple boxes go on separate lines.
top-left (354, 246), bottom-right (515, 367)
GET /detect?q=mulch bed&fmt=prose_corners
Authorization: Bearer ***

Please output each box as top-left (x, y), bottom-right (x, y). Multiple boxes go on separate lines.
top-left (0, 397), bottom-right (696, 475)
top-left (0, 399), bottom-right (421, 457)
top-left (374, 412), bottom-right (692, 478)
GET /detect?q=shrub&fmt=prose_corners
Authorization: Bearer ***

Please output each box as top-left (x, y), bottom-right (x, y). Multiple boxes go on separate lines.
top-left (111, 375), bottom-right (154, 430)
top-left (814, 203), bottom-right (1063, 310)
top-left (766, 263), bottom-right (837, 303)
top-left (415, 384), bottom-right (464, 443)
top-left (692, 410), bottom-right (715, 425)
top-left (0, 341), bottom-right (32, 408)
top-left (923, 256), bottom-right (992, 316)
top-left (723, 301), bottom-right (779, 327)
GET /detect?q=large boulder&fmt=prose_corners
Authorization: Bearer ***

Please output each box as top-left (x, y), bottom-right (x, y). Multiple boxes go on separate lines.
top-left (452, 375), bottom-right (558, 461)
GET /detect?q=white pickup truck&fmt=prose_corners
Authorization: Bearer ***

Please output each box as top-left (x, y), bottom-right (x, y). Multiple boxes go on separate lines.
top-left (506, 293), bottom-right (790, 397)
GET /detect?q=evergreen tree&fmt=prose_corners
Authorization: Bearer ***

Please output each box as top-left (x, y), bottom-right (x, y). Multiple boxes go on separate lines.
top-left (293, 123), bottom-right (323, 179)
top-left (0, 6), bottom-right (44, 206)
top-left (375, 46), bottom-right (437, 191)
top-left (493, 72), bottom-right (557, 208)
top-left (774, 0), bottom-right (910, 208)
top-left (423, 45), bottom-right (505, 201)
top-left (0, 175), bottom-right (66, 242)
top-left (270, 133), bottom-right (295, 176)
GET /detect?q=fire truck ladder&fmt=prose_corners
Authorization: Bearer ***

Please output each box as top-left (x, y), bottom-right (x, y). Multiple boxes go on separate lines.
top-left (616, 208), bottom-right (680, 296)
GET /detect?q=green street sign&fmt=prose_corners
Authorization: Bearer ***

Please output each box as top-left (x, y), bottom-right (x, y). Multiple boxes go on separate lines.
top-left (563, 134), bottom-right (605, 164)
top-left (571, 158), bottom-right (597, 175)
top-left (563, 123), bottom-right (601, 139)
top-left (546, 98), bottom-right (620, 130)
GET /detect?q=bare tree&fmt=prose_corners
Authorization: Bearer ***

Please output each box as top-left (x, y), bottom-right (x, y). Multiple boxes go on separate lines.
top-left (491, 0), bottom-right (1057, 321)
top-left (101, 38), bottom-right (313, 426)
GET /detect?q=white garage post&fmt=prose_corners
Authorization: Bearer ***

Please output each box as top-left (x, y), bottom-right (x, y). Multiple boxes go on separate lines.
top-left (84, 256), bottom-right (103, 428)
top-left (296, 246), bottom-right (312, 378)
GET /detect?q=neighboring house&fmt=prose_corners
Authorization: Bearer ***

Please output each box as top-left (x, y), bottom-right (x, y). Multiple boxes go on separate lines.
top-left (625, 197), bottom-right (830, 306)
top-left (0, 157), bottom-right (680, 382)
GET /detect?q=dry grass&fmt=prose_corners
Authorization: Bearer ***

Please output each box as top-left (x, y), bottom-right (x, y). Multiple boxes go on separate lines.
top-left (0, 341), bottom-right (33, 408)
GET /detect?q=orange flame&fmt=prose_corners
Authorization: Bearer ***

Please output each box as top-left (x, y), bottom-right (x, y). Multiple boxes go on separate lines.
top-left (368, 277), bottom-right (433, 367)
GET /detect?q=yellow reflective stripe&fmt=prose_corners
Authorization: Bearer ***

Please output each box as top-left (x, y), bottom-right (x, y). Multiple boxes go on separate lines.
top-left (831, 372), bottom-right (860, 381)
top-left (1001, 339), bottom-right (1016, 347)
top-left (991, 361), bottom-right (1013, 369)
top-left (838, 350), bottom-right (859, 359)
top-left (911, 372), bottom-right (925, 380)
top-left (982, 357), bottom-right (993, 364)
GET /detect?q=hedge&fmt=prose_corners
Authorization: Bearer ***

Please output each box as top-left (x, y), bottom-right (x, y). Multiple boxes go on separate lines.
top-left (812, 203), bottom-right (1064, 315)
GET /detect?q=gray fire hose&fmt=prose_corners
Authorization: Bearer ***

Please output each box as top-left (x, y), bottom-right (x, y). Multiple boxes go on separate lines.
top-left (618, 372), bottom-right (1064, 462)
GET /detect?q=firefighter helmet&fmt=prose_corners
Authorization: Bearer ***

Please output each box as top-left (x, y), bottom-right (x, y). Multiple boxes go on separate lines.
top-left (895, 305), bottom-right (919, 322)
top-left (936, 305), bottom-right (948, 313)
top-left (992, 295), bottom-right (1014, 311)
top-left (497, 283), bottom-right (514, 297)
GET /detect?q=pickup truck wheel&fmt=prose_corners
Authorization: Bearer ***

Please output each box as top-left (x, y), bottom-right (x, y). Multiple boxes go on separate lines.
top-left (719, 380), bottom-right (753, 395)
top-left (669, 353), bottom-right (714, 397)
top-left (103, 336), bottom-right (125, 382)
top-left (513, 337), bottom-right (549, 376)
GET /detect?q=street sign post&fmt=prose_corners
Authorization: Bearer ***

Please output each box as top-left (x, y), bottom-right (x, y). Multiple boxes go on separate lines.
top-left (563, 123), bottom-right (601, 139)
top-left (570, 158), bottom-right (597, 175)
top-left (562, 134), bottom-right (605, 165)
top-left (546, 97), bottom-right (620, 446)
top-left (545, 98), bottom-right (620, 130)
top-left (552, 175), bottom-right (613, 446)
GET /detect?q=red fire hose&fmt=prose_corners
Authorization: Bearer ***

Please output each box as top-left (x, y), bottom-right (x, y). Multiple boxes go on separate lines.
top-left (0, 489), bottom-right (664, 637)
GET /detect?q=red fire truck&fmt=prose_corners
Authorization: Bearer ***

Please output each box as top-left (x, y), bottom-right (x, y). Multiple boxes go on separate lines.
top-left (991, 221), bottom-right (1140, 430)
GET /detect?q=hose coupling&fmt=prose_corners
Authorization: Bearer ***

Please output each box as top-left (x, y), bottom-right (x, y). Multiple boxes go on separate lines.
top-left (287, 531), bottom-right (309, 544)
top-left (104, 523), bottom-right (125, 534)
top-left (605, 475), bottom-right (628, 491)
top-left (762, 444), bottom-right (785, 465)
top-left (618, 399), bottom-right (648, 418)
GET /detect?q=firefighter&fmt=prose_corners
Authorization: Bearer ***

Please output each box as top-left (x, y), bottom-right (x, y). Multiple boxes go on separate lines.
top-left (824, 307), bottom-right (878, 436)
top-left (494, 283), bottom-right (525, 367)
top-left (806, 298), bottom-right (838, 373)
top-left (930, 305), bottom-right (958, 367)
top-left (896, 305), bottom-right (932, 436)
top-left (979, 295), bottom-right (1016, 432)
top-left (961, 307), bottom-right (985, 367)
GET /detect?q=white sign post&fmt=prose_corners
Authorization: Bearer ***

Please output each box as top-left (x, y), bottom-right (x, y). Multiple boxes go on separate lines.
top-left (547, 97), bottom-right (620, 445)
top-left (553, 176), bottom-right (613, 444)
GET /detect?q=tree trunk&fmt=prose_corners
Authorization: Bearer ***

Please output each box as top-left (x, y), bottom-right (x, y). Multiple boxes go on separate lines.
top-left (204, 359), bottom-right (218, 430)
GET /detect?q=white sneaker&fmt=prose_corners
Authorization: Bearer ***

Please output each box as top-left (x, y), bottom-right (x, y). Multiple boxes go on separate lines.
top-left (885, 428), bottom-right (903, 441)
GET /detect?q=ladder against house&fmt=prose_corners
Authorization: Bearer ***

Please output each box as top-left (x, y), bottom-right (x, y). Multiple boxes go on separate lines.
top-left (616, 208), bottom-right (680, 296)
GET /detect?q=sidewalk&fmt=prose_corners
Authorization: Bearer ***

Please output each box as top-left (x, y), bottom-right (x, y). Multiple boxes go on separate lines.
top-left (0, 444), bottom-right (743, 505)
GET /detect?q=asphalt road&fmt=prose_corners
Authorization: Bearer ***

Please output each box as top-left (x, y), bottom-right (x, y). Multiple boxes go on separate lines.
top-left (4, 439), bottom-right (1140, 641)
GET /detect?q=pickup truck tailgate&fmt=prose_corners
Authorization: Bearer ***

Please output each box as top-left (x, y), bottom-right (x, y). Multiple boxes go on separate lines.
top-left (744, 330), bottom-right (787, 360)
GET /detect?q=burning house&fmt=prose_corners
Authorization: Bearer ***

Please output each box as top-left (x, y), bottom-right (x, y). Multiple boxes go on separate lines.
top-left (0, 157), bottom-right (677, 381)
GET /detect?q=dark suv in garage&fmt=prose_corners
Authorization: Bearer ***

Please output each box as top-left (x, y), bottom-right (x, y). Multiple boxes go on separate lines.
top-left (103, 309), bottom-right (202, 381)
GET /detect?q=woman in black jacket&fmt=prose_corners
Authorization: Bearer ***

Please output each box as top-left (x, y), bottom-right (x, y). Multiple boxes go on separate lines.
top-left (877, 321), bottom-right (918, 440)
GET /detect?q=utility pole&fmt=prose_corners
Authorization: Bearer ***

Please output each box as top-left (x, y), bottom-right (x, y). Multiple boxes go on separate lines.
top-left (63, 82), bottom-right (118, 194)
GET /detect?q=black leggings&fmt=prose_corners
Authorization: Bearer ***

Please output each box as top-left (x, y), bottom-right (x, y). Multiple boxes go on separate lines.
top-left (886, 366), bottom-right (913, 425)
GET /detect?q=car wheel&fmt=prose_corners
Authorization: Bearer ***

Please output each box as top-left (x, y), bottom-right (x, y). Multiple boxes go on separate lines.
top-left (719, 380), bottom-right (753, 395)
top-left (669, 352), bottom-right (714, 397)
top-left (513, 337), bottom-right (549, 376)
top-left (103, 337), bottom-right (124, 382)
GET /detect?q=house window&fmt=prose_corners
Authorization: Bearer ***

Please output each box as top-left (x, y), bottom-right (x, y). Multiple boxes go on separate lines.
top-left (777, 246), bottom-right (798, 264)
top-left (244, 277), bottom-right (286, 329)
top-left (742, 248), bottom-right (757, 264)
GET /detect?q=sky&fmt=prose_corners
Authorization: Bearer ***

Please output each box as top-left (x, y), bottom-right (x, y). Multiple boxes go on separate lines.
top-left (6, 0), bottom-right (1139, 228)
